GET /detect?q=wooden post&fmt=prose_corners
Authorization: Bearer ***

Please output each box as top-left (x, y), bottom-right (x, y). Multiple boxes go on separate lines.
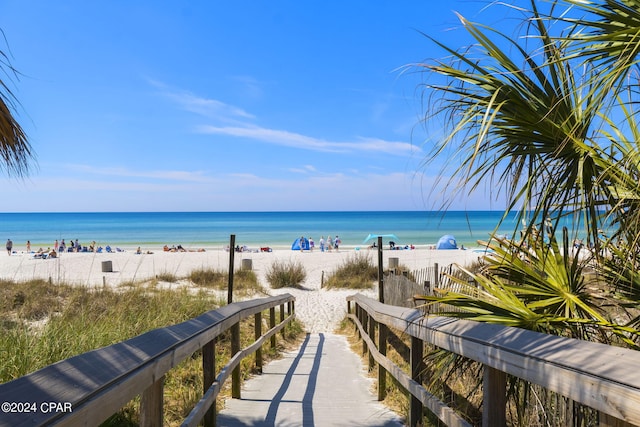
top-left (378, 323), bottom-right (387, 401)
top-left (231, 323), bottom-right (241, 398)
top-left (280, 304), bottom-right (285, 338)
top-left (367, 317), bottom-right (376, 371)
top-left (362, 313), bottom-right (369, 357)
top-left (140, 375), bottom-right (164, 427)
top-left (228, 234), bottom-right (235, 304)
top-left (434, 262), bottom-right (439, 287)
top-left (409, 336), bottom-right (423, 427)
top-left (600, 414), bottom-right (635, 427)
top-left (377, 236), bottom-right (384, 303)
top-left (203, 340), bottom-right (216, 427)
top-left (255, 312), bottom-right (262, 373)
top-left (482, 365), bottom-right (506, 427)
top-left (270, 307), bottom-right (276, 348)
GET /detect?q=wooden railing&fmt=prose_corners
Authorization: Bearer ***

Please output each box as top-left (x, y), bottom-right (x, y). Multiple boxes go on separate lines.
top-left (0, 294), bottom-right (295, 427)
top-left (346, 293), bottom-right (640, 427)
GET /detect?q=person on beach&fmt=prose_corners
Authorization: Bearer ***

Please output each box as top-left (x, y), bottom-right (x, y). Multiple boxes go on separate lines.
top-left (26, 240), bottom-right (31, 253)
top-left (6, 239), bottom-right (12, 255)
top-left (334, 235), bottom-right (340, 252)
top-left (54, 240), bottom-right (59, 252)
top-left (319, 236), bottom-right (325, 252)
top-left (327, 235), bottom-right (333, 252)
top-left (309, 237), bottom-right (314, 251)
top-left (299, 236), bottom-right (305, 252)
top-left (59, 239), bottom-right (66, 253)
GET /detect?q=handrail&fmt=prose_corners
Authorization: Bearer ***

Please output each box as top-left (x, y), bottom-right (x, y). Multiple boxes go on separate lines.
top-left (0, 294), bottom-right (295, 427)
top-left (347, 293), bottom-right (640, 427)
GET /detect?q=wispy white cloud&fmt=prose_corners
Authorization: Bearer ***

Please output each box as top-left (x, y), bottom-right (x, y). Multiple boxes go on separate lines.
top-left (149, 79), bottom-right (254, 122)
top-left (196, 125), bottom-right (417, 156)
top-left (170, 92), bottom-right (255, 121)
top-left (65, 164), bottom-right (212, 182)
top-left (288, 165), bottom-right (317, 174)
top-left (152, 80), bottom-right (419, 156)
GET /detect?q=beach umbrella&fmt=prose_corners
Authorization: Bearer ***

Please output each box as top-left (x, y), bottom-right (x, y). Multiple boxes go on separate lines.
top-left (362, 234), bottom-right (399, 244)
top-left (436, 234), bottom-right (457, 250)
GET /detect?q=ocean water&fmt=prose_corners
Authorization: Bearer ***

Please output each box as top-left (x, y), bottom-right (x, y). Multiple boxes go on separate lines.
top-left (0, 211), bottom-right (564, 250)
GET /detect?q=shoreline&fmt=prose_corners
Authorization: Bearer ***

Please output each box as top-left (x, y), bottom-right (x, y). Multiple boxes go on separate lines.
top-left (11, 242), bottom-right (486, 254)
top-left (0, 211), bottom-right (525, 252)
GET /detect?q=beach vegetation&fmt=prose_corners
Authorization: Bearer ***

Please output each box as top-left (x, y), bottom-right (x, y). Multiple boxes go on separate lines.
top-left (188, 267), bottom-right (226, 287)
top-left (411, 0), bottom-right (640, 423)
top-left (188, 267), bottom-right (264, 296)
top-left (265, 260), bottom-right (306, 289)
top-left (155, 271), bottom-right (179, 283)
top-left (0, 278), bottom-right (302, 425)
top-left (324, 253), bottom-right (378, 289)
top-left (416, 0), bottom-right (640, 345)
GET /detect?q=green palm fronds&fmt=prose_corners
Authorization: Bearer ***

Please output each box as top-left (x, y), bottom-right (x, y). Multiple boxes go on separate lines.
top-left (419, 4), bottom-right (607, 246)
top-left (419, 231), bottom-right (640, 347)
top-left (416, 0), bottom-right (640, 350)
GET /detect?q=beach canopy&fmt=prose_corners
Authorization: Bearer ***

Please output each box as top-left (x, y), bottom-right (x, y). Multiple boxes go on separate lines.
top-left (362, 233), bottom-right (399, 244)
top-left (436, 234), bottom-right (457, 250)
top-left (291, 237), bottom-right (310, 251)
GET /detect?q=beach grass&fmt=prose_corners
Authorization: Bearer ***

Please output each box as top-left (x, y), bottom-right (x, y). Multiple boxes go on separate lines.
top-left (265, 260), bottom-right (306, 289)
top-left (188, 267), bottom-right (266, 296)
top-left (0, 278), bottom-right (303, 425)
top-left (323, 252), bottom-right (377, 289)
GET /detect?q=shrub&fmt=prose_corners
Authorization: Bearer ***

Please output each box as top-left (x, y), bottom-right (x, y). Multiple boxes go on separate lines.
top-left (188, 268), bottom-right (263, 296)
top-left (266, 260), bottom-right (306, 289)
top-left (188, 268), bottom-right (226, 288)
top-left (324, 253), bottom-right (377, 289)
top-left (155, 271), bottom-right (179, 283)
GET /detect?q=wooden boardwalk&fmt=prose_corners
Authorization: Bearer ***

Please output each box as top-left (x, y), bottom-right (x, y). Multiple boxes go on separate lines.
top-left (217, 333), bottom-right (404, 427)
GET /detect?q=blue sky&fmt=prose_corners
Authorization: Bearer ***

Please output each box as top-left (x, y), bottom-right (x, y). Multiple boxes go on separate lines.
top-left (0, 1), bottom-right (512, 212)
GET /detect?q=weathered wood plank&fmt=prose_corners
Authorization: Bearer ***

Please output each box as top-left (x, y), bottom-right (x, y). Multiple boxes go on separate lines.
top-left (182, 313), bottom-right (293, 427)
top-left (0, 294), bottom-right (294, 427)
top-left (140, 376), bottom-right (164, 427)
top-left (347, 313), bottom-right (471, 427)
top-left (482, 366), bottom-right (506, 427)
top-left (347, 293), bottom-right (640, 426)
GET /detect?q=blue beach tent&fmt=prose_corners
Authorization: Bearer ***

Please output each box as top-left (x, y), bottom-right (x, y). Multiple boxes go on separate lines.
top-left (291, 237), bottom-right (310, 251)
top-left (436, 234), bottom-right (458, 250)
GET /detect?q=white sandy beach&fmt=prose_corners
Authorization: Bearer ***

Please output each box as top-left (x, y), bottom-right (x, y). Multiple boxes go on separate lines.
top-left (0, 247), bottom-right (482, 333)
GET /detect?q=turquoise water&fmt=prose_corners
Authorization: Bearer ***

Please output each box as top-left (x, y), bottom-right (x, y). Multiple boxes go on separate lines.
top-left (0, 211), bottom-right (570, 250)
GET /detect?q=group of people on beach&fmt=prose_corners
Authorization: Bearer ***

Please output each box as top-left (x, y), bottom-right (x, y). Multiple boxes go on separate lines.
top-left (298, 235), bottom-right (341, 252)
top-left (12, 238), bottom-right (122, 258)
top-left (163, 244), bottom-right (206, 253)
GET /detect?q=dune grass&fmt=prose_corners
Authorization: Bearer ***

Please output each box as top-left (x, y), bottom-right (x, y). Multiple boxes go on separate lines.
top-left (323, 253), bottom-right (378, 289)
top-left (0, 277), bottom-right (302, 426)
top-left (188, 267), bottom-right (266, 297)
top-left (265, 260), bottom-right (306, 289)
